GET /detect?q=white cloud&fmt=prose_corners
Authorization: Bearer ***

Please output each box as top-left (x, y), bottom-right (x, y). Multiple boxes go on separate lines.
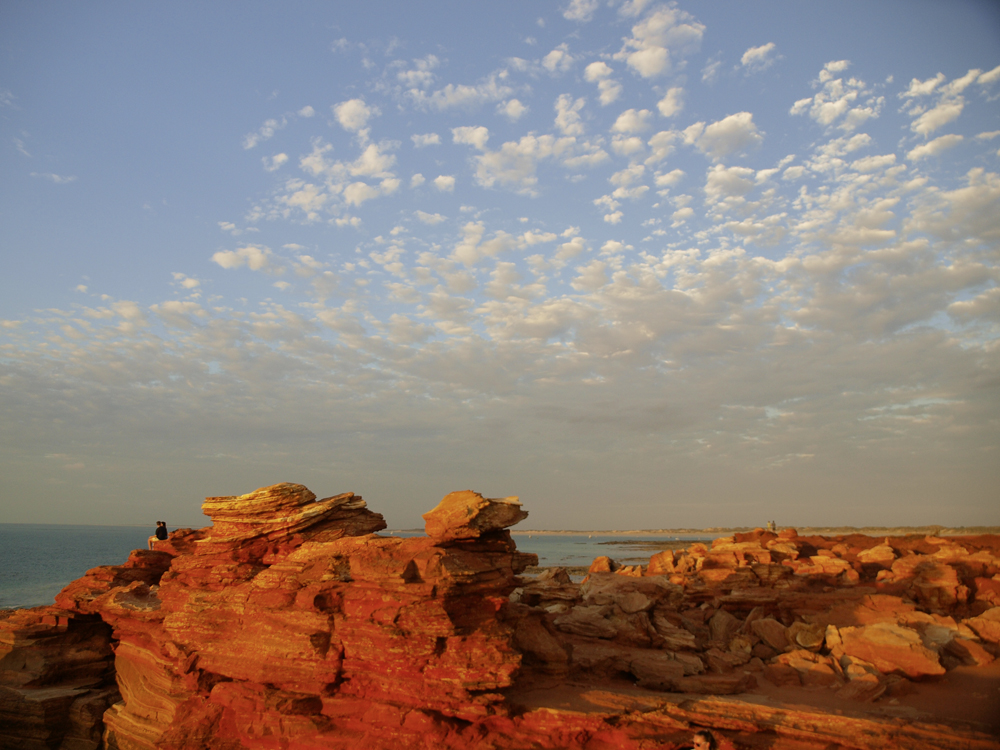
top-left (656, 87), bottom-right (684, 117)
top-left (407, 75), bottom-right (513, 111)
top-left (850, 153), bottom-right (896, 173)
top-left (450, 222), bottom-right (515, 266)
top-left (351, 143), bottom-right (396, 177)
top-left (31, 172), bottom-right (77, 184)
top-left (212, 245), bottom-right (273, 271)
top-left (789, 61), bottom-right (882, 132)
top-left (497, 99), bottom-right (527, 121)
top-left (782, 165), bottom-right (806, 180)
top-left (818, 59), bottom-right (850, 81)
top-left (702, 57), bottom-right (722, 83)
top-left (472, 136), bottom-right (561, 194)
top-left (243, 116), bottom-right (286, 149)
top-left (901, 73), bottom-right (946, 98)
top-left (979, 65), bottom-right (1000, 86)
top-left (396, 55), bottom-right (441, 88)
top-left (434, 174), bottom-right (456, 192)
top-left (703, 164), bottom-right (755, 204)
top-left (611, 108), bottom-right (653, 134)
top-left (740, 42), bottom-right (778, 73)
top-left (907, 167), bottom-right (1000, 243)
top-left (563, 0), bottom-right (599, 22)
top-left (948, 287), bottom-right (1000, 322)
top-left (610, 163), bottom-right (645, 188)
top-left (555, 95), bottom-right (587, 136)
top-left (333, 98), bottom-right (376, 131)
top-left (910, 98), bottom-right (964, 136)
top-left (543, 44), bottom-right (575, 74)
top-left (415, 210), bottom-right (447, 225)
top-left (297, 105), bottom-right (315, 117)
top-left (584, 61), bottom-right (612, 82)
top-left (646, 130), bottom-right (678, 163)
top-left (671, 206), bottom-right (693, 225)
top-left (688, 112), bottom-right (762, 160)
top-left (520, 230), bottom-right (558, 245)
top-left (452, 126), bottom-right (490, 150)
top-left (941, 68), bottom-right (982, 97)
top-left (907, 134), bottom-right (963, 161)
top-left (615, 6), bottom-right (705, 78)
top-left (571, 259), bottom-right (609, 290)
top-left (584, 62), bottom-right (622, 106)
top-left (411, 133), bottom-right (441, 147)
top-left (170, 273), bottom-right (201, 290)
top-left (263, 153), bottom-right (288, 172)
top-left (654, 168), bottom-right (684, 188)
top-left (410, 173), bottom-right (425, 188)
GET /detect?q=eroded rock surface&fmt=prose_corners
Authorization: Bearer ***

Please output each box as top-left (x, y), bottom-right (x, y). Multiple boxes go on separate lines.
top-left (2, 492), bottom-right (999, 750)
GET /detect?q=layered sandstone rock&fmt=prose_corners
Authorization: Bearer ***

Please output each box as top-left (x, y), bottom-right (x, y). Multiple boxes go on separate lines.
top-left (0, 607), bottom-right (118, 750)
top-left (2, 499), bottom-right (999, 750)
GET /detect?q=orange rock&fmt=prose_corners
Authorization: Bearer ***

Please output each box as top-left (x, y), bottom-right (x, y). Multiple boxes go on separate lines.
top-left (775, 649), bottom-right (841, 687)
top-left (856, 543), bottom-right (896, 568)
top-left (4, 497), bottom-right (1000, 750)
top-left (839, 622), bottom-right (945, 679)
top-left (964, 607), bottom-right (1000, 644)
top-left (422, 490), bottom-right (528, 542)
top-left (588, 555), bottom-right (619, 574)
top-left (647, 550), bottom-right (676, 575)
top-left (973, 576), bottom-right (1000, 607)
top-left (943, 637), bottom-right (995, 667)
top-left (750, 618), bottom-right (789, 652)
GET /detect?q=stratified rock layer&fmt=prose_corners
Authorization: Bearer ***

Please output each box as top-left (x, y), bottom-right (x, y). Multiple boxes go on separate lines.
top-left (422, 490), bottom-right (528, 542)
top-left (2, 492), bottom-right (999, 750)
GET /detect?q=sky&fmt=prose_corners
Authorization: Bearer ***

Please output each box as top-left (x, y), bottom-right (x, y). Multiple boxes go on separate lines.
top-left (1, 1), bottom-right (999, 531)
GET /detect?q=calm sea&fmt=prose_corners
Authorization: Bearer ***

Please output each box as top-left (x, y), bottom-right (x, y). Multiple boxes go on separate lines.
top-left (0, 524), bottom-right (708, 610)
top-left (0, 524), bottom-right (151, 610)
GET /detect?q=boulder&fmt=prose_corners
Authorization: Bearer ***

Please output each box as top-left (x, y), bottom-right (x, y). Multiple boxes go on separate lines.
top-left (839, 622), bottom-right (945, 679)
top-left (856, 542), bottom-right (896, 568)
top-left (750, 618), bottom-right (789, 652)
top-left (422, 490), bottom-right (527, 542)
top-left (964, 607), bottom-right (1000, 644)
top-left (647, 550), bottom-right (676, 575)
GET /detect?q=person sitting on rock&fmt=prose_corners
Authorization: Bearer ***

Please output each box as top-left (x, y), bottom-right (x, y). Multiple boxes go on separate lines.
top-left (689, 730), bottom-right (718, 750)
top-left (148, 521), bottom-right (169, 550)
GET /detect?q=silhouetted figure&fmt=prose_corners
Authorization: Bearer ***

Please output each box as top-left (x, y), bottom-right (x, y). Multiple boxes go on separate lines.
top-left (688, 730), bottom-right (718, 750)
top-left (148, 521), bottom-right (169, 550)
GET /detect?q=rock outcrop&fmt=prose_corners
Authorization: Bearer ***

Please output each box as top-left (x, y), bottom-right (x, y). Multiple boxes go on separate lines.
top-left (2, 490), bottom-right (999, 750)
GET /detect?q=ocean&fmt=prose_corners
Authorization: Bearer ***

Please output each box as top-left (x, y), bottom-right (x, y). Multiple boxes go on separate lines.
top-left (0, 524), bottom-right (708, 610)
top-left (0, 524), bottom-right (151, 610)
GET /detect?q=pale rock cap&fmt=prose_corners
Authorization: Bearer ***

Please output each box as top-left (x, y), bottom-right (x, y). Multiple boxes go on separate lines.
top-left (422, 490), bottom-right (528, 541)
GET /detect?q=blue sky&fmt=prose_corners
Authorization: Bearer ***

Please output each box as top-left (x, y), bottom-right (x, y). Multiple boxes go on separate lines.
top-left (2, 1), bottom-right (999, 529)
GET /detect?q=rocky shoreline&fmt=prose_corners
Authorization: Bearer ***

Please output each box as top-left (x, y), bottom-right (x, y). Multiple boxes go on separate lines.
top-left (1, 484), bottom-right (998, 749)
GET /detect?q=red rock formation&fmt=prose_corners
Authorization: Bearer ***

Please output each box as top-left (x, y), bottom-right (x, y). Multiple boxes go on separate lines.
top-left (2, 499), bottom-right (1000, 750)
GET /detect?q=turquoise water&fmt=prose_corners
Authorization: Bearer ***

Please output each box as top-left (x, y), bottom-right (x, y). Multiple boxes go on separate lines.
top-left (0, 524), bottom-right (708, 610)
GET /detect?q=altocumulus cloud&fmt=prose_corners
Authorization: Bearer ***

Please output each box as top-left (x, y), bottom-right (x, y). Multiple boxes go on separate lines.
top-left (2, 3), bottom-right (999, 529)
